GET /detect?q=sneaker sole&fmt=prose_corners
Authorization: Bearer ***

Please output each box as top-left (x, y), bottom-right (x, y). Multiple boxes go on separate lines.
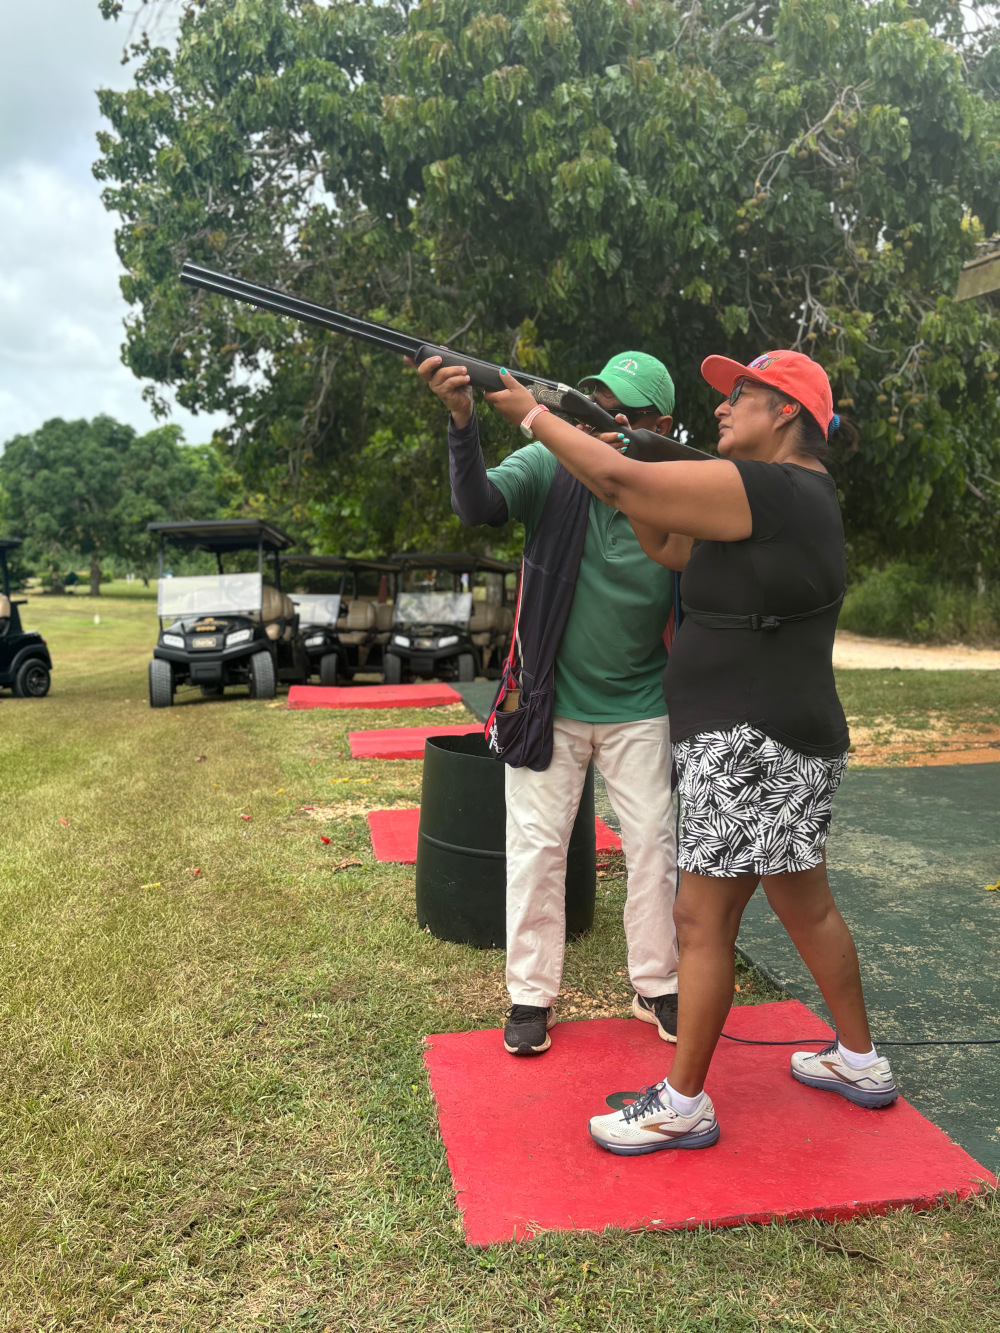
top-left (503, 1011), bottom-right (556, 1056)
top-left (791, 1068), bottom-right (898, 1108)
top-left (631, 993), bottom-right (677, 1044)
top-left (503, 1032), bottom-right (551, 1056)
top-left (589, 1121), bottom-right (720, 1155)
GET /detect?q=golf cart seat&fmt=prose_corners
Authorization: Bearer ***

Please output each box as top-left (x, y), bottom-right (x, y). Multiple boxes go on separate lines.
top-left (469, 601), bottom-right (510, 643)
top-left (338, 598), bottom-right (377, 646)
top-left (468, 601), bottom-right (497, 646)
top-left (0, 593), bottom-right (9, 634)
top-left (372, 600), bottom-right (395, 647)
top-left (255, 584), bottom-right (297, 642)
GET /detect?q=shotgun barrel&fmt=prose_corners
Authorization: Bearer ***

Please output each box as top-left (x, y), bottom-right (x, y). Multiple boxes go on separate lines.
top-left (180, 261), bottom-right (562, 390)
top-left (179, 261), bottom-right (710, 463)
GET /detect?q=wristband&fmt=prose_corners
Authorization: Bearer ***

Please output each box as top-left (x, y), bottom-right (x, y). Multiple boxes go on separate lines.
top-left (519, 404), bottom-right (550, 440)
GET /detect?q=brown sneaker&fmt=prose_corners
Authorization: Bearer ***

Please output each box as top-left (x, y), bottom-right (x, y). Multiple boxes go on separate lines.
top-left (632, 992), bottom-right (678, 1043)
top-left (503, 1004), bottom-right (557, 1055)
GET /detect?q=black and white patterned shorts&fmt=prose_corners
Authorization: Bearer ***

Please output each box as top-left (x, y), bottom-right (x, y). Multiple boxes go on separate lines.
top-left (673, 724), bottom-right (848, 878)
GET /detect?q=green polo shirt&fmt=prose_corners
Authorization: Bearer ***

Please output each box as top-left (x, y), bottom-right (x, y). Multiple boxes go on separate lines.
top-left (489, 443), bottom-right (672, 724)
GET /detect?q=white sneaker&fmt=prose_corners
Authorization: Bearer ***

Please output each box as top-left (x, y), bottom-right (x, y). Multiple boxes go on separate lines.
top-left (790, 1042), bottom-right (898, 1108)
top-left (589, 1083), bottom-right (719, 1156)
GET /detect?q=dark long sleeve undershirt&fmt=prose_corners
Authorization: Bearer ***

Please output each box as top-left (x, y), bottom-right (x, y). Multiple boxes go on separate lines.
top-left (448, 412), bottom-right (508, 527)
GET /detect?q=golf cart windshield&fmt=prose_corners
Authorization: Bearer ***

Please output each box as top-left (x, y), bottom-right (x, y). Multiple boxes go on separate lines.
top-left (158, 573), bottom-right (263, 619)
top-left (290, 593), bottom-right (341, 627)
top-left (394, 591), bottom-right (472, 627)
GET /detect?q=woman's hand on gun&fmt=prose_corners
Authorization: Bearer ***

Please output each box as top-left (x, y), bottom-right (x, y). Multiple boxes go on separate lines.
top-left (406, 354), bottom-right (474, 428)
top-left (483, 367), bottom-right (539, 427)
top-left (596, 413), bottom-right (629, 446)
top-left (584, 413), bottom-right (630, 447)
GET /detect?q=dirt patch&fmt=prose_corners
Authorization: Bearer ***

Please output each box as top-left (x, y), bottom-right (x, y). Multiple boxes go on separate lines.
top-left (848, 713), bottom-right (1000, 766)
top-left (443, 970), bottom-right (509, 1024)
top-left (834, 630), bottom-right (1000, 671)
top-left (557, 977), bottom-right (634, 1020)
top-left (296, 800), bottom-right (389, 820)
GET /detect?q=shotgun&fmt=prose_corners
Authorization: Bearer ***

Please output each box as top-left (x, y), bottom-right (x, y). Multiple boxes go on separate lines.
top-left (179, 261), bottom-right (710, 463)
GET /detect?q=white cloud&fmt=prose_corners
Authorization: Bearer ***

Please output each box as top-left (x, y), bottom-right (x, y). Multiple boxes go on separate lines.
top-left (0, 1), bottom-right (227, 450)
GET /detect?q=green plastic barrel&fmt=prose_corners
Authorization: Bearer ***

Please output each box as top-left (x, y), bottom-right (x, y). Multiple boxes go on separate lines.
top-left (415, 732), bottom-right (596, 948)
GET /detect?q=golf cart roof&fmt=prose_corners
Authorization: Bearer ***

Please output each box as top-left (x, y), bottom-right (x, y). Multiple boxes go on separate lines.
top-left (392, 551), bottom-right (519, 574)
top-left (279, 554), bottom-right (401, 573)
top-left (0, 537), bottom-right (24, 551)
top-left (147, 519), bottom-right (295, 553)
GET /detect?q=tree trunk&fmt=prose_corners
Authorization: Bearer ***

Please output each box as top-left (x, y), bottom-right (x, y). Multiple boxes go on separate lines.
top-left (89, 552), bottom-right (102, 597)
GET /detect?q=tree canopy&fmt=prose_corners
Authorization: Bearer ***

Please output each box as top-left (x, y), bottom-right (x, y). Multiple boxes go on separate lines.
top-left (0, 417), bottom-right (227, 593)
top-left (95, 0), bottom-right (1000, 574)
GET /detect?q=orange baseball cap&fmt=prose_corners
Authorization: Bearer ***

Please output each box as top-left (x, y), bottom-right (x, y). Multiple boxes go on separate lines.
top-left (701, 350), bottom-right (838, 436)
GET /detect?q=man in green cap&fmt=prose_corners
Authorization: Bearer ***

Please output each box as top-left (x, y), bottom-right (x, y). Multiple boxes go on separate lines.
top-left (577, 351), bottom-right (678, 429)
top-left (415, 348), bottom-right (689, 1059)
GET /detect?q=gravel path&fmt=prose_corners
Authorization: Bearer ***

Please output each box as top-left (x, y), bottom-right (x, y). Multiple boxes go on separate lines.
top-left (833, 630), bottom-right (1000, 670)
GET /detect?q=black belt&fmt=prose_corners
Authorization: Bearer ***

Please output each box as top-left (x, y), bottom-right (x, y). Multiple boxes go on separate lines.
top-left (681, 593), bottom-right (844, 632)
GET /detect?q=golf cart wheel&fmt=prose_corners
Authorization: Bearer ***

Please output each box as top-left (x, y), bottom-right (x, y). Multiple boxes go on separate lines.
top-left (382, 651), bottom-right (402, 686)
top-left (13, 659), bottom-right (51, 698)
top-left (248, 650), bottom-right (276, 700)
top-left (457, 653), bottom-right (476, 683)
top-left (148, 658), bottom-right (174, 708)
top-left (319, 652), bottom-right (339, 687)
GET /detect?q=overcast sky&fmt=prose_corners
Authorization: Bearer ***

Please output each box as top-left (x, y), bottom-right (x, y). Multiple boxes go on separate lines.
top-left (0, 1), bottom-right (228, 450)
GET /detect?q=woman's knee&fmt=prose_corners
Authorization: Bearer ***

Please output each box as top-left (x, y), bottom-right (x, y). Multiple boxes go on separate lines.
top-left (763, 867), bottom-right (839, 932)
top-left (673, 876), bottom-right (754, 948)
top-left (671, 893), bottom-right (701, 945)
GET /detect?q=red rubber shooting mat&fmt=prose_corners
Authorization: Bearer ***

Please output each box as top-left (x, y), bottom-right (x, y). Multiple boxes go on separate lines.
top-left (423, 1000), bottom-right (994, 1245)
top-left (349, 724), bottom-right (483, 759)
top-left (367, 806), bottom-right (622, 864)
top-left (286, 682), bottom-right (462, 710)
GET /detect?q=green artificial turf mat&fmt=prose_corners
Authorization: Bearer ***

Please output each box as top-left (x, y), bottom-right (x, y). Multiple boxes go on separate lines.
top-left (452, 679), bottom-right (498, 721)
top-left (736, 763), bottom-right (1000, 1172)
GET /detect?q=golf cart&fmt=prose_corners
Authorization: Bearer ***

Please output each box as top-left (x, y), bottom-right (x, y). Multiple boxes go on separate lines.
top-left (0, 538), bottom-right (52, 697)
top-left (281, 555), bottom-right (400, 684)
top-left (382, 553), bottom-right (518, 685)
top-left (147, 520), bottom-right (310, 707)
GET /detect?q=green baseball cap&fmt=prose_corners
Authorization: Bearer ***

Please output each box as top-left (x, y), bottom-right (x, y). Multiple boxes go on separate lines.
top-left (579, 350), bottom-right (675, 416)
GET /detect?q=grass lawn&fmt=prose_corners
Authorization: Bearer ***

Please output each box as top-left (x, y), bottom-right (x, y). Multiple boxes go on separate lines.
top-left (1, 595), bottom-right (997, 1330)
top-left (837, 669), bottom-right (1000, 726)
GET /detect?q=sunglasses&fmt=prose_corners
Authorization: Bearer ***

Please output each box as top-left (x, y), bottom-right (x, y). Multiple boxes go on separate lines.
top-left (729, 378), bottom-right (748, 406)
top-left (600, 399), bottom-right (659, 426)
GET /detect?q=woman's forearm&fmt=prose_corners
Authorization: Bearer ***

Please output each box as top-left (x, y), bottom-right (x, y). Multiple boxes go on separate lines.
top-left (484, 369), bottom-right (752, 542)
top-left (629, 519), bottom-right (693, 570)
top-left (530, 411), bottom-right (750, 541)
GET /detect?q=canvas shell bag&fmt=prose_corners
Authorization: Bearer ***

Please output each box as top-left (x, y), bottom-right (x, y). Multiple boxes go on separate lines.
top-left (484, 464), bottom-right (590, 772)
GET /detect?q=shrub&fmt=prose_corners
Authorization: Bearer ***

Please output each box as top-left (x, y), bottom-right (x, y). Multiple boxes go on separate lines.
top-left (841, 564), bottom-right (1000, 645)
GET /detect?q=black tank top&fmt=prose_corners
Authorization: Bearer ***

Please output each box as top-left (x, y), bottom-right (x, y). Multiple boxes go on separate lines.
top-left (663, 459), bottom-right (849, 757)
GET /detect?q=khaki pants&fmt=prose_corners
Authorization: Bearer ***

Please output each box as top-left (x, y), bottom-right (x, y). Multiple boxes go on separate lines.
top-left (504, 714), bottom-right (679, 1008)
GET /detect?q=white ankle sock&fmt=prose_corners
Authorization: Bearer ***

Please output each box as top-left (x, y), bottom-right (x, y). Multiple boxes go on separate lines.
top-left (838, 1041), bottom-right (878, 1069)
top-left (663, 1079), bottom-right (702, 1115)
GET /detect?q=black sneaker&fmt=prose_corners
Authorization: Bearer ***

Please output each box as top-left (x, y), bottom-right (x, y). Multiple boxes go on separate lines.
top-left (503, 1004), bottom-right (556, 1055)
top-left (632, 992), bottom-right (678, 1043)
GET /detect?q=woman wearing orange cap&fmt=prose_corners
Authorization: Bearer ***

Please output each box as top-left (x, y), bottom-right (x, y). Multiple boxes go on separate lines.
top-left (485, 350), bottom-right (897, 1153)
